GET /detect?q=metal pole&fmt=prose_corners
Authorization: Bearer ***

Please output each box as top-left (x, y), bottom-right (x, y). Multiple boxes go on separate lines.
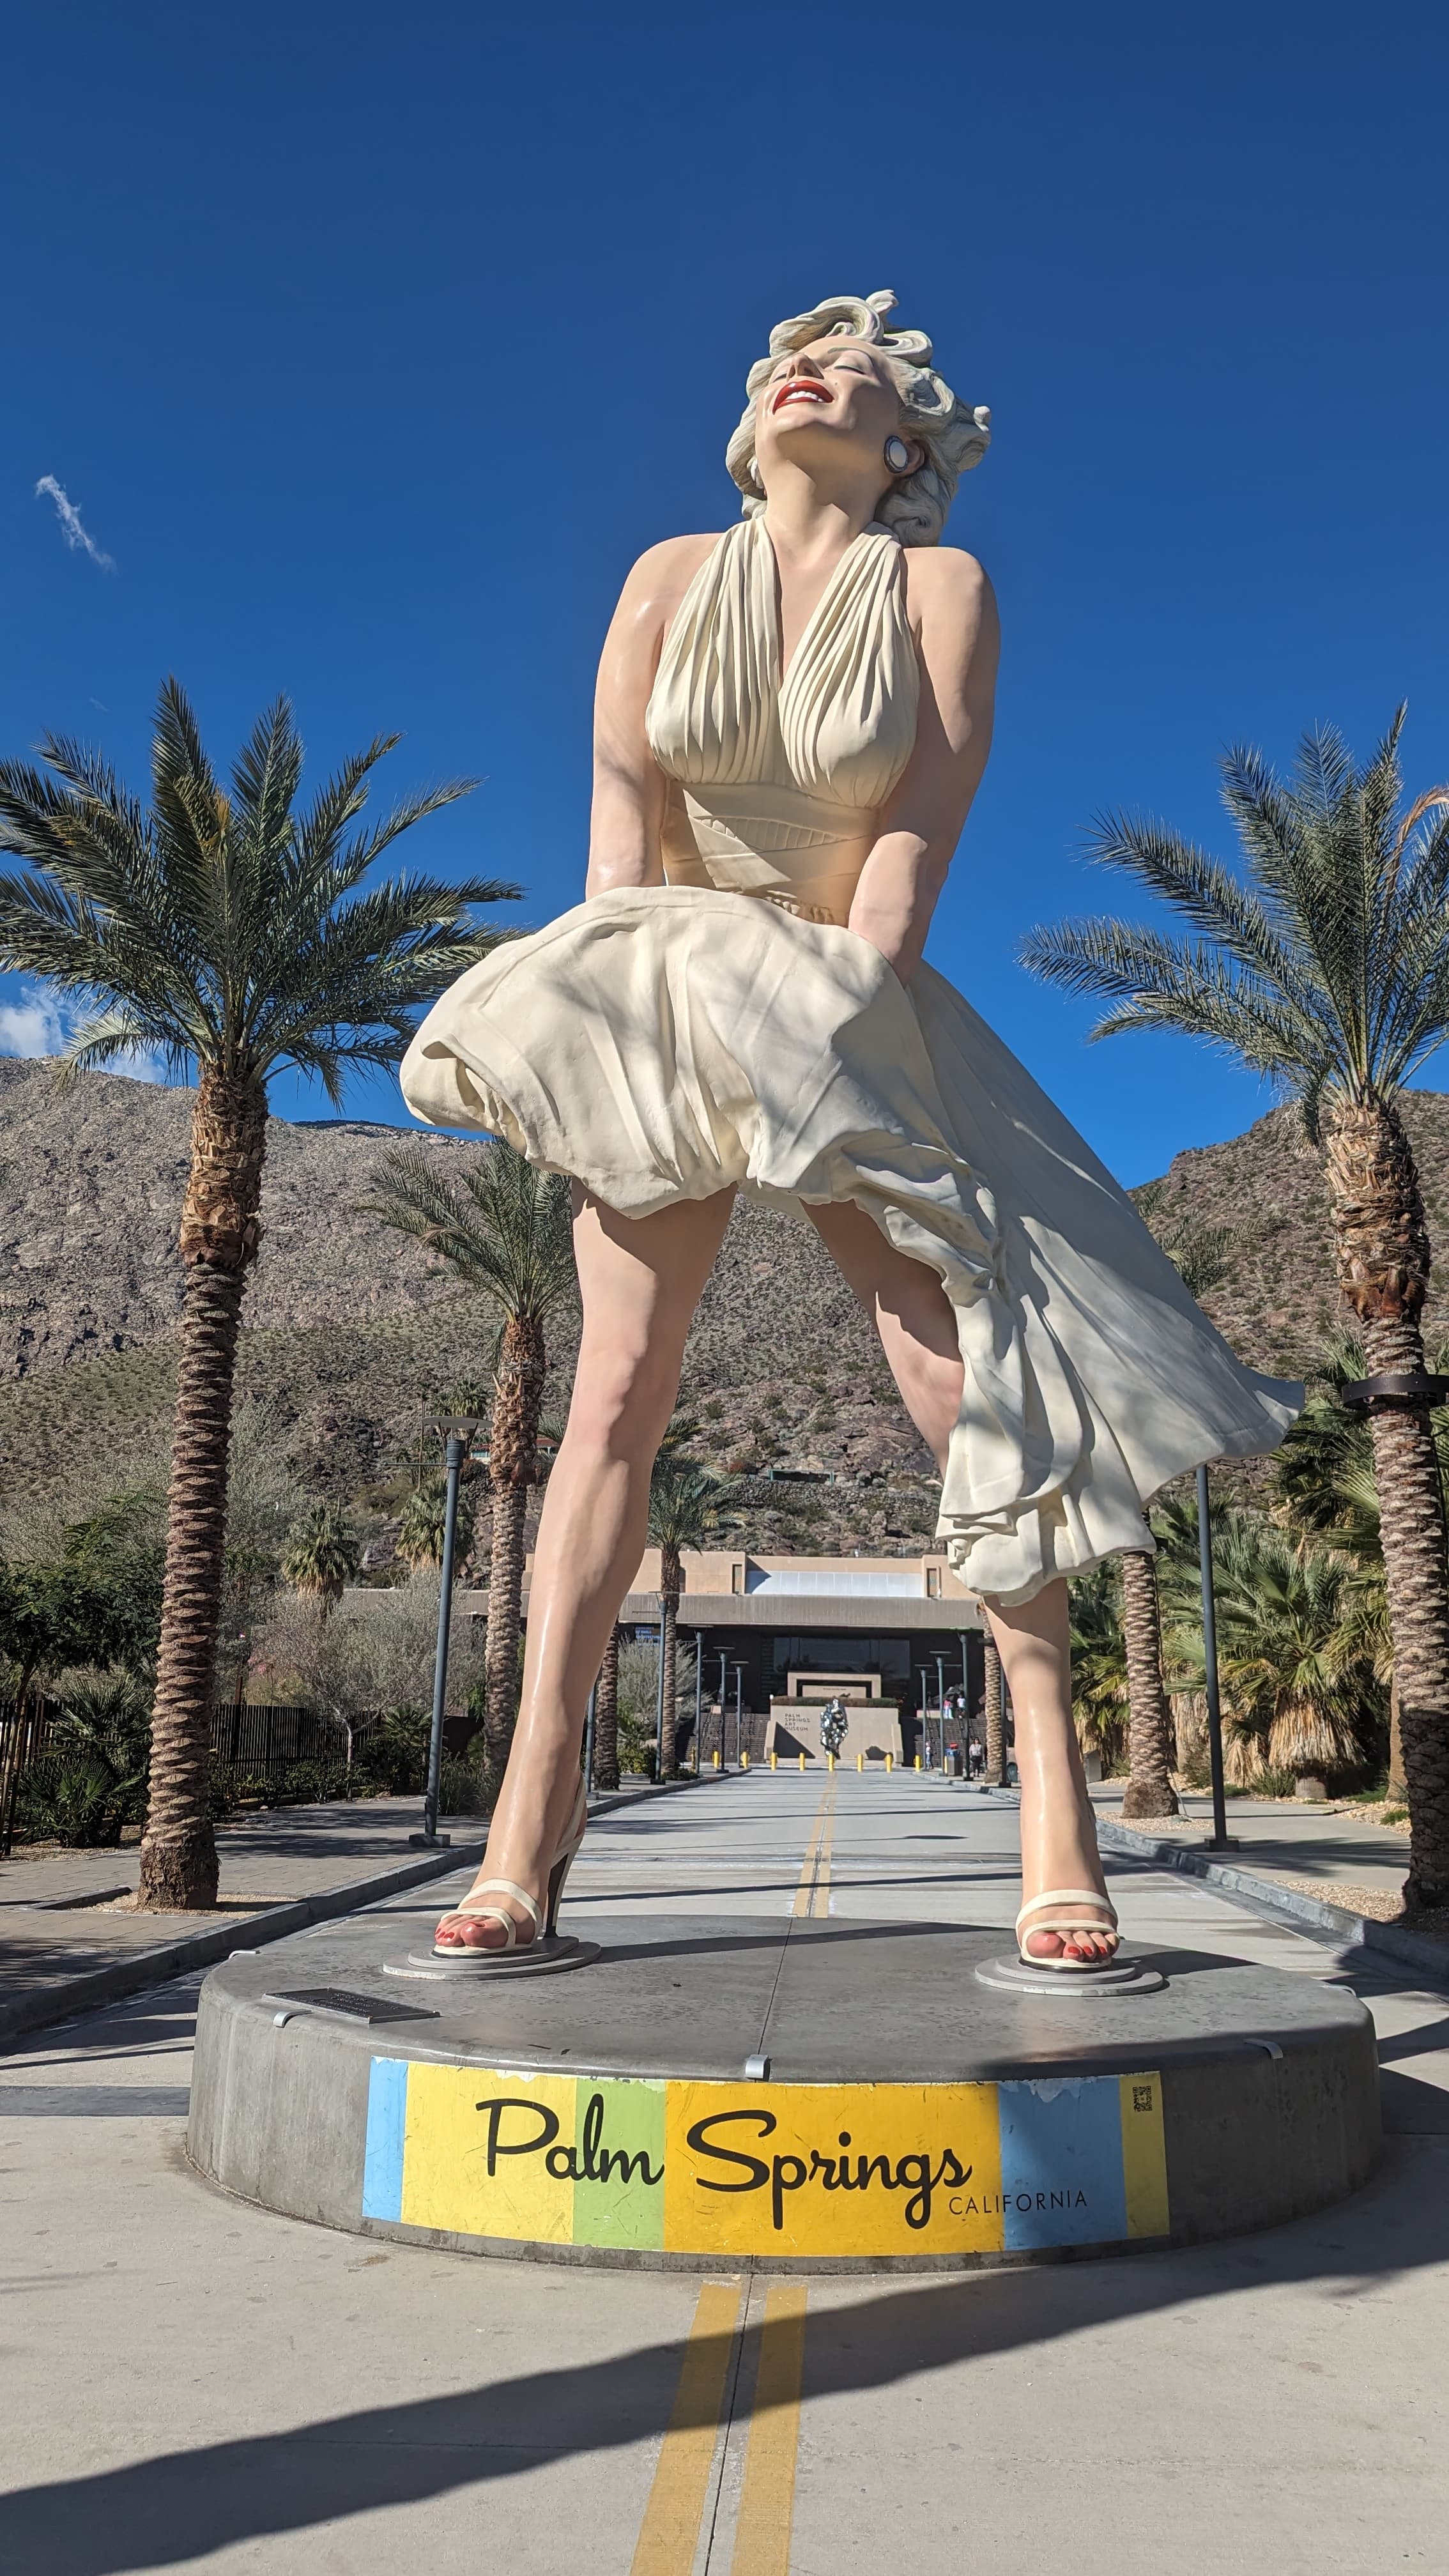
top-left (412, 1429), bottom-right (463, 1849)
top-left (732, 1662), bottom-right (744, 1767)
top-left (917, 1665), bottom-right (931, 1767)
top-left (693, 1632), bottom-right (705, 1774)
top-left (958, 1629), bottom-right (974, 1776)
top-left (934, 1654), bottom-right (947, 1769)
top-left (717, 1651), bottom-right (729, 1768)
top-left (1197, 1462), bottom-right (1230, 1849)
top-left (583, 1682), bottom-right (597, 1797)
top-left (654, 1609), bottom-right (668, 1781)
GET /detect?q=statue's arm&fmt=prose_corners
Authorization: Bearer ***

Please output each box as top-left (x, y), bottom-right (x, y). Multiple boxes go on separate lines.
top-left (586, 536), bottom-right (715, 896)
top-left (848, 550), bottom-right (1000, 979)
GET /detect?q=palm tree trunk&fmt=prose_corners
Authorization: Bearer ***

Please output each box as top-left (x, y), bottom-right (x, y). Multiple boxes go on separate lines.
top-left (983, 1635), bottom-right (1006, 1785)
top-left (593, 1626), bottom-right (620, 1793)
top-left (1361, 1319), bottom-right (1449, 1906)
top-left (1326, 1098), bottom-right (1449, 1911)
top-left (1119, 1541), bottom-right (1179, 1819)
top-left (659, 1554), bottom-right (680, 1777)
top-left (139, 1070), bottom-right (267, 1910)
top-left (482, 1313), bottom-right (546, 1802)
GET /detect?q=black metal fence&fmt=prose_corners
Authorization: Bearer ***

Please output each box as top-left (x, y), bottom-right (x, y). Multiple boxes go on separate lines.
top-left (0, 1699), bottom-right (376, 1852)
top-left (208, 1704), bottom-right (353, 1775)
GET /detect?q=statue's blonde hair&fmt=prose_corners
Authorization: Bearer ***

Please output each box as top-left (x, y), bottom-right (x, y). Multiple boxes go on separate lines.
top-left (726, 290), bottom-right (990, 547)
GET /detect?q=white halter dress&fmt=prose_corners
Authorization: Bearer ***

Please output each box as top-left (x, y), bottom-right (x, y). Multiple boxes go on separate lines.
top-left (402, 518), bottom-right (1300, 1604)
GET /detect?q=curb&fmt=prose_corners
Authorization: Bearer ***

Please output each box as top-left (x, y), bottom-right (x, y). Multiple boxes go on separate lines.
top-left (1091, 1816), bottom-right (1449, 1988)
top-left (0, 1778), bottom-right (701, 2044)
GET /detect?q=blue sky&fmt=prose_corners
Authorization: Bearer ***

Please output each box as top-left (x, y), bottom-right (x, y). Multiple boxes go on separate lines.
top-left (3, 1), bottom-right (1447, 1182)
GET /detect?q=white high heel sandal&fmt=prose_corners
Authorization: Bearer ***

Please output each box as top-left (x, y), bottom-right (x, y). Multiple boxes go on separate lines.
top-left (1015, 1887), bottom-right (1120, 1971)
top-left (433, 1774), bottom-right (588, 1958)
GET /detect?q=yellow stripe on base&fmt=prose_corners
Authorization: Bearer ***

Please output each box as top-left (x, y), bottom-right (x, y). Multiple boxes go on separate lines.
top-left (1119, 2071), bottom-right (1170, 2237)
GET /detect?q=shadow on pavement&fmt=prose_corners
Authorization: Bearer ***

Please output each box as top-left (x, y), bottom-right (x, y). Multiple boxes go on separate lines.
top-left (3, 2135), bottom-right (1446, 2576)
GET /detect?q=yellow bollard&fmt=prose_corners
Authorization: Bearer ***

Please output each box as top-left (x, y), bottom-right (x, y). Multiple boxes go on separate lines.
top-left (885, 1751), bottom-right (894, 1773)
top-left (770, 1749), bottom-right (778, 1771)
top-left (798, 1750), bottom-right (806, 1772)
top-left (742, 1750), bottom-right (749, 1770)
top-left (914, 1753), bottom-right (922, 1771)
top-left (827, 1751), bottom-right (835, 1773)
top-left (713, 1749), bottom-right (721, 1770)
top-left (856, 1753), bottom-right (864, 1772)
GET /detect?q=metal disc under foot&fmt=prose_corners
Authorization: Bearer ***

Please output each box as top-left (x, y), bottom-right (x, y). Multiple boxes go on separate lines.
top-left (974, 1952), bottom-right (1166, 1997)
top-left (383, 1936), bottom-right (602, 1981)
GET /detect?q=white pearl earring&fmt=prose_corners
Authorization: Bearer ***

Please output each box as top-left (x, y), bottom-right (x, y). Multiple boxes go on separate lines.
top-left (884, 436), bottom-right (912, 475)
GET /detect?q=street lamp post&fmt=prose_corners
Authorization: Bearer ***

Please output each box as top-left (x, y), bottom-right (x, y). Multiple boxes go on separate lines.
top-left (717, 1650), bottom-right (729, 1767)
top-left (1197, 1462), bottom-right (1231, 1850)
top-left (731, 1662), bottom-right (746, 1767)
top-left (958, 1629), bottom-right (975, 1778)
top-left (410, 1417), bottom-right (480, 1851)
top-left (933, 1653), bottom-right (947, 1769)
top-left (654, 1610), bottom-right (668, 1781)
top-left (583, 1682), bottom-right (597, 1798)
top-left (693, 1630), bottom-right (705, 1774)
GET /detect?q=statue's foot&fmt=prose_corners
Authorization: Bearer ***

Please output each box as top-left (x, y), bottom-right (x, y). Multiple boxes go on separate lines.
top-left (1016, 1798), bottom-right (1119, 1968)
top-left (433, 1772), bottom-right (586, 1954)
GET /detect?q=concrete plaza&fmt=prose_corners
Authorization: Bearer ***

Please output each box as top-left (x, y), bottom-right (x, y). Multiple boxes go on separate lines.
top-left (2, 1770), bottom-right (1446, 2574)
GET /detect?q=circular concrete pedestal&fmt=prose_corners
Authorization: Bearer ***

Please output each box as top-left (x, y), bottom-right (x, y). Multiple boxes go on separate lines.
top-left (188, 1910), bottom-right (1381, 2273)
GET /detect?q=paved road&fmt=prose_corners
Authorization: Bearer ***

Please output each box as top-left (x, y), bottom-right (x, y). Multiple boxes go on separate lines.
top-left (3, 1771), bottom-right (1446, 2575)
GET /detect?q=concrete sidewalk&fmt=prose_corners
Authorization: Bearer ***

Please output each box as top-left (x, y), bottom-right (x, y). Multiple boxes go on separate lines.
top-left (0, 1796), bottom-right (487, 2040)
top-left (1090, 1781), bottom-right (1415, 1906)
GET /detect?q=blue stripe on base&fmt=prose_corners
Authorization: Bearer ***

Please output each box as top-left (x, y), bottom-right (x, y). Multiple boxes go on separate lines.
top-left (361, 2055), bottom-right (409, 2221)
top-left (997, 2075), bottom-right (1128, 2250)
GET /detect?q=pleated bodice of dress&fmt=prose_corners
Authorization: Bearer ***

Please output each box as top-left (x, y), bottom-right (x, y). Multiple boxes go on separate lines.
top-left (645, 515), bottom-right (919, 926)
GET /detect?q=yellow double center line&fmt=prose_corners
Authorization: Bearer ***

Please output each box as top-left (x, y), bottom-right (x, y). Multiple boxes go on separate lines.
top-left (791, 1782), bottom-right (836, 1919)
top-left (630, 2281), bottom-right (808, 2575)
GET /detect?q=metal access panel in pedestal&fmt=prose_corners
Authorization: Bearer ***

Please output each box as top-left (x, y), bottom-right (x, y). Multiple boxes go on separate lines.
top-left (187, 1912), bottom-right (1383, 2274)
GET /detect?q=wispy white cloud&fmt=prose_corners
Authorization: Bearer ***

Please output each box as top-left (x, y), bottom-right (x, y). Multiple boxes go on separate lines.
top-left (34, 473), bottom-right (115, 572)
top-left (0, 982), bottom-right (167, 1083)
top-left (0, 988), bottom-right (68, 1057)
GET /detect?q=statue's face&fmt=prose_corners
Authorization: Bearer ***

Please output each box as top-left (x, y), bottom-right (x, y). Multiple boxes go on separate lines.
top-left (753, 335), bottom-right (919, 488)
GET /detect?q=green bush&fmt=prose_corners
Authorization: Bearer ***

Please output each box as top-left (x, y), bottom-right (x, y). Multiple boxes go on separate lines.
top-left (15, 1751), bottom-right (135, 1846)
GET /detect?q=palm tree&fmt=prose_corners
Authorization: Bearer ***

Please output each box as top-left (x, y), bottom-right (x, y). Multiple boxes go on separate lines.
top-left (1117, 1197), bottom-right (1239, 1818)
top-left (395, 1475), bottom-right (478, 1574)
top-left (1117, 1551), bottom-right (1179, 1818)
top-left (647, 1461), bottom-right (736, 1775)
top-left (1068, 1561), bottom-right (1130, 1772)
top-left (592, 1625), bottom-right (622, 1793)
top-left (281, 1503), bottom-right (361, 1624)
top-left (1275, 1332), bottom-right (1449, 1797)
top-left (1023, 712), bottom-right (1449, 1910)
top-left (0, 682), bottom-right (512, 1907)
top-left (1163, 1510), bottom-right (1381, 1788)
top-left (982, 1632), bottom-right (1006, 1784)
top-left (363, 1139), bottom-right (576, 1798)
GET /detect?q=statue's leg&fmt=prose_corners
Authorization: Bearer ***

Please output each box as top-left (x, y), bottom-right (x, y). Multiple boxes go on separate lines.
top-left (805, 1199), bottom-right (1116, 1964)
top-left (436, 1184), bottom-right (736, 1951)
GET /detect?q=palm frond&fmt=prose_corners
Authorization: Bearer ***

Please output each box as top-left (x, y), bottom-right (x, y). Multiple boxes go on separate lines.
top-left (1027, 712), bottom-right (1449, 1117)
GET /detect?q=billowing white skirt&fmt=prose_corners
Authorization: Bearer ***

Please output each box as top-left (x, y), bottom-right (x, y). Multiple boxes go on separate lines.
top-left (401, 887), bottom-right (1300, 1605)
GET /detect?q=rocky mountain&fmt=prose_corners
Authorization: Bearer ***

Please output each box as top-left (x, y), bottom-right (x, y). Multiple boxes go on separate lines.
top-left (6, 1054), bottom-right (1449, 1552)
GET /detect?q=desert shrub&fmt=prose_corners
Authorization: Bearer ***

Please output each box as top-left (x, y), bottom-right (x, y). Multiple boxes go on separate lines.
top-left (439, 1754), bottom-right (487, 1815)
top-left (352, 1703), bottom-right (431, 1795)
